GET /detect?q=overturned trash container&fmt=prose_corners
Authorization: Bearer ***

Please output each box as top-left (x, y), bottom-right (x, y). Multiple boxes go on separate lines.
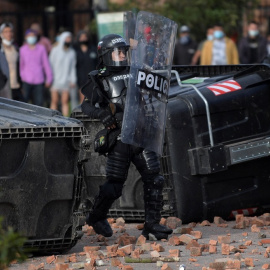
top-left (0, 98), bottom-right (85, 253)
top-left (164, 64), bottom-right (270, 223)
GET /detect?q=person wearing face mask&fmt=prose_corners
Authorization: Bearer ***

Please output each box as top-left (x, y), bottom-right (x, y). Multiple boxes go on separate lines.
top-left (19, 28), bottom-right (53, 106)
top-left (200, 24), bottom-right (239, 65)
top-left (173, 25), bottom-right (197, 65)
top-left (74, 30), bottom-right (97, 104)
top-left (49, 31), bottom-right (77, 116)
top-left (238, 21), bottom-right (268, 64)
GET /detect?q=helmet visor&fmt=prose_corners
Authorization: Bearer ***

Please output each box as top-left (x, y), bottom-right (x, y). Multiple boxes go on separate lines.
top-left (103, 46), bottom-right (130, 66)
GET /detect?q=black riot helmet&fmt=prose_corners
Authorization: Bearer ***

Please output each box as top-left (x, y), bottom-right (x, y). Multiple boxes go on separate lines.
top-left (97, 34), bottom-right (130, 69)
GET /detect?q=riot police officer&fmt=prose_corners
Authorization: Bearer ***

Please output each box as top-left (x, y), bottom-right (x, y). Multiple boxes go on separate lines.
top-left (81, 34), bottom-right (172, 240)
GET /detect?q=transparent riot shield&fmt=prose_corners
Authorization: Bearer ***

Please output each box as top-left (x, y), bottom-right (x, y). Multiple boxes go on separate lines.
top-left (121, 11), bottom-right (177, 155)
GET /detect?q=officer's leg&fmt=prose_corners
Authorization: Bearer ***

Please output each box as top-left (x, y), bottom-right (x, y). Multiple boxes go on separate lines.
top-left (86, 141), bottom-right (130, 237)
top-left (133, 149), bottom-right (172, 240)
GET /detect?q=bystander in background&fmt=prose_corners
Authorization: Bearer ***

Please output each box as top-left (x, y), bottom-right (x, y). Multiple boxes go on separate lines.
top-left (30, 22), bottom-right (52, 54)
top-left (49, 31), bottom-right (76, 116)
top-left (173, 25), bottom-right (197, 65)
top-left (200, 24), bottom-right (239, 65)
top-left (0, 22), bottom-right (24, 101)
top-left (74, 30), bottom-right (97, 104)
top-left (238, 21), bottom-right (268, 64)
top-left (20, 28), bottom-right (52, 106)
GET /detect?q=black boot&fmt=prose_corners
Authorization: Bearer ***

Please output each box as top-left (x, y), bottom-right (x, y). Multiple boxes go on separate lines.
top-left (85, 190), bottom-right (115, 237)
top-left (142, 176), bottom-right (173, 240)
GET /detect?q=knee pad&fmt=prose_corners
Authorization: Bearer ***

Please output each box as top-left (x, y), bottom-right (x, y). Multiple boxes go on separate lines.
top-left (106, 151), bottom-right (130, 181)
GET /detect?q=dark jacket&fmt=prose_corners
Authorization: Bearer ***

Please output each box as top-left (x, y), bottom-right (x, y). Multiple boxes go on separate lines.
top-left (74, 43), bottom-right (97, 88)
top-left (0, 43), bottom-right (21, 86)
top-left (238, 35), bottom-right (268, 64)
top-left (173, 38), bottom-right (197, 65)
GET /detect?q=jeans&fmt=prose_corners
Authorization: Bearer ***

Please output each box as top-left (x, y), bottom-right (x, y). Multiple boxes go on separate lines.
top-left (22, 82), bottom-right (44, 106)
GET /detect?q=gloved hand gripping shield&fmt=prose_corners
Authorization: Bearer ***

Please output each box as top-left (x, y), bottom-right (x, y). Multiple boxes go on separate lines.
top-left (121, 11), bottom-right (177, 155)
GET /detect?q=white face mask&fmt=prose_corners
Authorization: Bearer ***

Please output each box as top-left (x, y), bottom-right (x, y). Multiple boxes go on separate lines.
top-left (26, 36), bottom-right (37, 45)
top-left (2, 38), bottom-right (12, 46)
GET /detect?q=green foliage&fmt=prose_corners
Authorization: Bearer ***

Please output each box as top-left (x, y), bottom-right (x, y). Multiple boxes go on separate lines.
top-left (108, 0), bottom-right (260, 41)
top-left (0, 217), bottom-right (27, 269)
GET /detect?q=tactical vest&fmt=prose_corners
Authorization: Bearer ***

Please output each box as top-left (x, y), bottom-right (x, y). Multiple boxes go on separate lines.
top-left (101, 69), bottom-right (130, 106)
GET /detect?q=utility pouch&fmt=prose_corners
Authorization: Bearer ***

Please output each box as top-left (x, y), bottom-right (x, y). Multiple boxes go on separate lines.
top-left (94, 128), bottom-right (121, 155)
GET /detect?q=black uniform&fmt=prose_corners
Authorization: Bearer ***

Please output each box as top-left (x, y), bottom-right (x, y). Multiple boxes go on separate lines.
top-left (80, 34), bottom-right (172, 240)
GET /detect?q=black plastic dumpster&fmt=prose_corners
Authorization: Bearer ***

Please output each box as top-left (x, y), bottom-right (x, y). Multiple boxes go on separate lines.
top-left (165, 64), bottom-right (270, 223)
top-left (0, 98), bottom-right (85, 253)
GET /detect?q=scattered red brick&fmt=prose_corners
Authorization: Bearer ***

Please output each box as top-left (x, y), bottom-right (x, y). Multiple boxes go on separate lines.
top-left (168, 235), bottom-right (181, 246)
top-left (214, 216), bottom-right (226, 225)
top-left (190, 230), bottom-right (202, 239)
top-left (179, 234), bottom-right (195, 245)
top-left (218, 235), bottom-right (231, 244)
top-left (46, 255), bottom-right (56, 264)
top-left (161, 263), bottom-right (173, 270)
top-left (136, 224), bottom-right (144, 230)
top-left (169, 249), bottom-right (180, 257)
top-left (55, 264), bottom-right (69, 270)
top-left (262, 264), bottom-right (270, 269)
top-left (136, 235), bottom-right (146, 246)
top-left (200, 220), bottom-right (211, 226)
top-left (165, 217), bottom-right (182, 229)
top-left (110, 258), bottom-right (121, 267)
top-left (190, 246), bottom-right (202, 256)
top-left (209, 245), bottom-right (217, 254)
top-left (221, 243), bottom-right (230, 255)
top-left (245, 257), bottom-right (254, 267)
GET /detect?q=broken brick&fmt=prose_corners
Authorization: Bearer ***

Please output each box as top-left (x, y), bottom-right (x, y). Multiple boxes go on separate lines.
top-left (209, 239), bottom-right (218, 246)
top-left (168, 249), bottom-right (180, 257)
top-left (190, 246), bottom-right (202, 256)
top-left (136, 235), bottom-right (146, 246)
top-left (161, 263), bottom-right (173, 270)
top-left (55, 264), bottom-right (69, 270)
top-left (168, 235), bottom-right (181, 246)
top-left (115, 217), bottom-right (125, 226)
top-left (179, 234), bottom-right (196, 245)
top-left (136, 224), bottom-right (144, 230)
top-left (214, 216), bottom-right (226, 225)
top-left (209, 245), bottom-right (217, 254)
top-left (244, 257), bottom-right (254, 267)
top-left (46, 255), bottom-right (56, 264)
top-left (165, 217), bottom-right (182, 229)
top-left (221, 243), bottom-right (230, 255)
top-left (110, 258), bottom-right (121, 267)
top-left (118, 244), bottom-right (133, 255)
top-left (186, 239), bottom-right (200, 250)
top-left (218, 235), bottom-right (231, 244)
top-left (190, 230), bottom-right (202, 239)
top-left (150, 250), bottom-right (160, 257)
top-left (200, 220), bottom-right (211, 226)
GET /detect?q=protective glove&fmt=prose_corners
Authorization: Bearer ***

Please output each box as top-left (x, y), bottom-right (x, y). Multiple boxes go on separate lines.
top-left (98, 109), bottom-right (116, 129)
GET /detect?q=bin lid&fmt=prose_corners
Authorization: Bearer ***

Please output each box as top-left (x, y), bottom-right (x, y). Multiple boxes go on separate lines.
top-left (0, 98), bottom-right (83, 139)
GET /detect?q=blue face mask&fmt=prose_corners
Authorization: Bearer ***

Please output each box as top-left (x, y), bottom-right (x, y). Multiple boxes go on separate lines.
top-left (213, 30), bottom-right (224, 39)
top-left (207, 35), bottom-right (213, 41)
top-left (180, 35), bottom-right (190, 45)
top-left (26, 36), bottom-right (37, 45)
top-left (248, 30), bottom-right (259, 37)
